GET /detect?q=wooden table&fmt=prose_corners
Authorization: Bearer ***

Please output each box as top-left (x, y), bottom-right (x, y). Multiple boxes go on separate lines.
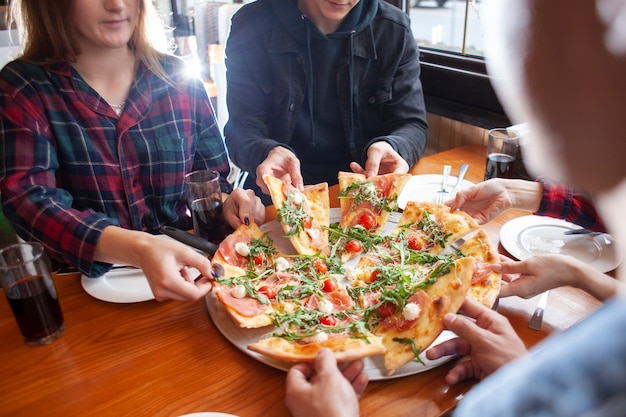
top-left (0, 145), bottom-right (603, 417)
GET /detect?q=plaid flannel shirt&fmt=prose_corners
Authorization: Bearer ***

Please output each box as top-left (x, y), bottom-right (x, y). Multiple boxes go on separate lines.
top-left (0, 56), bottom-right (231, 277)
top-left (535, 177), bottom-right (606, 232)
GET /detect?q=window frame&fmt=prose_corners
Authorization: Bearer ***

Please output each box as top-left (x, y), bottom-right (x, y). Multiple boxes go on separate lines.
top-left (385, 0), bottom-right (511, 128)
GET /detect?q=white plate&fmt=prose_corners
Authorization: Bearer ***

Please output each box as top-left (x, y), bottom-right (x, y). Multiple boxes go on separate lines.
top-left (398, 174), bottom-right (475, 209)
top-left (206, 208), bottom-right (458, 381)
top-left (81, 267), bottom-right (154, 303)
top-left (500, 215), bottom-right (623, 273)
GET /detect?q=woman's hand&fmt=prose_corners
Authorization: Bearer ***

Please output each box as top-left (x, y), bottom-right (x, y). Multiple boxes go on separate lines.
top-left (94, 227), bottom-right (216, 302)
top-left (495, 254), bottom-right (620, 301)
top-left (222, 188), bottom-right (265, 227)
top-left (446, 178), bottom-right (543, 224)
top-left (426, 297), bottom-right (527, 384)
top-left (285, 349), bottom-right (367, 417)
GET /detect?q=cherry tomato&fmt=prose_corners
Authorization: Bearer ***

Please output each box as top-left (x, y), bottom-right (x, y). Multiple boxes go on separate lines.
top-left (370, 270), bottom-right (381, 282)
top-left (357, 213), bottom-right (376, 230)
top-left (345, 239), bottom-right (363, 253)
top-left (320, 315), bottom-right (338, 326)
top-left (313, 259), bottom-right (328, 275)
top-left (257, 286), bottom-right (275, 299)
top-left (377, 302), bottom-right (396, 318)
top-left (303, 217), bottom-right (313, 229)
top-left (321, 278), bottom-right (338, 293)
top-left (253, 252), bottom-right (266, 265)
top-left (407, 236), bottom-right (423, 251)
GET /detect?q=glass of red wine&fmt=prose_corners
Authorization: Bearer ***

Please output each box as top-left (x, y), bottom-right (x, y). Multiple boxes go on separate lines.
top-left (484, 128), bottom-right (520, 181)
top-left (184, 170), bottom-right (232, 244)
top-left (0, 242), bottom-right (66, 345)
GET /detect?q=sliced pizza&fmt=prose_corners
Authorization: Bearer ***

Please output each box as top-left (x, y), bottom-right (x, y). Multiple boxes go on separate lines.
top-left (263, 174), bottom-right (330, 256)
top-left (337, 171), bottom-right (410, 235)
top-left (363, 257), bottom-right (474, 375)
top-left (457, 229), bottom-right (501, 308)
top-left (391, 201), bottom-right (480, 254)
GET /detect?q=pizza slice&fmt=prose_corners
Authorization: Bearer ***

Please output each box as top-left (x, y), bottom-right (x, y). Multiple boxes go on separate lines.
top-left (337, 171), bottom-right (410, 234)
top-left (263, 174), bottom-right (330, 256)
top-left (457, 229), bottom-right (502, 308)
top-left (247, 272), bottom-right (386, 362)
top-left (363, 257), bottom-right (474, 375)
top-left (391, 201), bottom-right (480, 254)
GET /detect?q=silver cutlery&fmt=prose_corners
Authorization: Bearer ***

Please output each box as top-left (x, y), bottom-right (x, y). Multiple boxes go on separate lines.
top-left (435, 165), bottom-right (452, 203)
top-left (453, 163), bottom-right (469, 192)
top-left (528, 290), bottom-right (549, 330)
top-left (564, 229), bottom-right (604, 236)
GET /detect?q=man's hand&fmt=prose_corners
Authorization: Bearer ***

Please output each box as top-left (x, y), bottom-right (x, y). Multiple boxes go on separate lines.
top-left (350, 141), bottom-right (409, 177)
top-left (255, 147), bottom-right (304, 194)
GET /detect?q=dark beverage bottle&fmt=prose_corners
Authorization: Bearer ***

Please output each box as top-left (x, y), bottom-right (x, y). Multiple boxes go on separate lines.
top-left (484, 152), bottom-right (516, 180)
top-left (6, 274), bottom-right (65, 344)
top-left (190, 197), bottom-right (233, 244)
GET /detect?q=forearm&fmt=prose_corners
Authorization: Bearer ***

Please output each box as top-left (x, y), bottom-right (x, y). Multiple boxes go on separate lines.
top-left (568, 260), bottom-right (621, 301)
top-left (93, 226), bottom-right (155, 267)
top-left (507, 179), bottom-right (543, 212)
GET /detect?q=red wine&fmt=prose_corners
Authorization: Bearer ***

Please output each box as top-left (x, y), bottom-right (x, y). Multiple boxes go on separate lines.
top-left (484, 153), bottom-right (516, 180)
top-left (190, 197), bottom-right (232, 243)
top-left (6, 274), bottom-right (65, 343)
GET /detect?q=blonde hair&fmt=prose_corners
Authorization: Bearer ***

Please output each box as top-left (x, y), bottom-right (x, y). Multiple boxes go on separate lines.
top-left (10, 0), bottom-right (174, 81)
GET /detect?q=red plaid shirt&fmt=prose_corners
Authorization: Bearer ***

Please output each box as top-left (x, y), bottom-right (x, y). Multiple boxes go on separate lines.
top-left (0, 56), bottom-right (231, 277)
top-left (535, 177), bottom-right (606, 232)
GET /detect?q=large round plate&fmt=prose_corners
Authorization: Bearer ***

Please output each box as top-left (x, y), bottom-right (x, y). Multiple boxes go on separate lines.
top-left (398, 174), bottom-right (475, 209)
top-left (206, 208), bottom-right (458, 381)
top-left (500, 215), bottom-right (623, 272)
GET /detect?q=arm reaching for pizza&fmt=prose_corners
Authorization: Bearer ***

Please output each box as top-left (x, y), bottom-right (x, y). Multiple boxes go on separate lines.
top-left (425, 297), bottom-right (527, 385)
top-left (255, 147), bottom-right (305, 195)
top-left (285, 348), bottom-right (368, 417)
top-left (349, 141), bottom-right (410, 178)
top-left (494, 255), bottom-right (622, 301)
top-left (445, 178), bottom-right (543, 224)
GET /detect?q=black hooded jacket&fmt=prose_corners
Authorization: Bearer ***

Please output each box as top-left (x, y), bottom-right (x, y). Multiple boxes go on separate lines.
top-left (224, 0), bottom-right (428, 198)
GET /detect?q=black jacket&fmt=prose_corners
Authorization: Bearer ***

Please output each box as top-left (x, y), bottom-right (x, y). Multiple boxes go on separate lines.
top-left (224, 0), bottom-right (428, 192)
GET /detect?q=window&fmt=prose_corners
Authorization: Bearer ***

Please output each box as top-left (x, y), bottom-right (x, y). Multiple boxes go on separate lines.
top-left (389, 0), bottom-right (510, 128)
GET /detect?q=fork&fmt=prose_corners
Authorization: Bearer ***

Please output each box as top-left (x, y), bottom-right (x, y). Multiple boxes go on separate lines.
top-left (435, 165), bottom-right (452, 203)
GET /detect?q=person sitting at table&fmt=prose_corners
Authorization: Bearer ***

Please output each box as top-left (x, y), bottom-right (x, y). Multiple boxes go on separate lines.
top-left (445, 177), bottom-right (621, 301)
top-left (284, 0), bottom-right (626, 415)
top-left (0, 0), bottom-right (265, 302)
top-left (223, 0), bottom-right (428, 205)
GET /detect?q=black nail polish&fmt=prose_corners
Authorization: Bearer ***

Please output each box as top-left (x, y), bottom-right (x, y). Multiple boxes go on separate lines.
top-left (211, 263), bottom-right (224, 278)
top-left (244, 217), bottom-right (250, 226)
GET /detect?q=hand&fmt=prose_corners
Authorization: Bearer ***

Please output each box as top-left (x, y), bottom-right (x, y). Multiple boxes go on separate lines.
top-left (255, 147), bottom-right (304, 194)
top-left (350, 141), bottom-right (409, 178)
top-left (426, 297), bottom-right (527, 384)
top-left (446, 179), bottom-right (543, 224)
top-left (222, 188), bottom-right (265, 227)
top-left (445, 179), bottom-right (517, 224)
top-left (94, 227), bottom-right (215, 302)
top-left (495, 255), bottom-right (620, 301)
top-left (285, 349), bottom-right (368, 417)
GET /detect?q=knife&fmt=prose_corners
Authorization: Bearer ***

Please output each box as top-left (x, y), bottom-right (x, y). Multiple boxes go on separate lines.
top-left (159, 225), bottom-right (218, 256)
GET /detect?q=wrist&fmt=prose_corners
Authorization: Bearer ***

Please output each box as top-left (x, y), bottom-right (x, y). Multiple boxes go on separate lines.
top-left (509, 179), bottom-right (543, 212)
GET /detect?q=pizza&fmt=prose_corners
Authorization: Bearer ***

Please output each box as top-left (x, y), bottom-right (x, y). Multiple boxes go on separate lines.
top-left (263, 174), bottom-right (330, 256)
top-left (210, 176), bottom-right (501, 376)
top-left (338, 171), bottom-right (411, 234)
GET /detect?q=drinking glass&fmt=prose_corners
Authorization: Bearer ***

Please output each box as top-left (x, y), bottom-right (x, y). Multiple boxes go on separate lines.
top-left (0, 242), bottom-right (66, 345)
top-left (484, 128), bottom-right (520, 181)
top-left (184, 170), bottom-right (232, 244)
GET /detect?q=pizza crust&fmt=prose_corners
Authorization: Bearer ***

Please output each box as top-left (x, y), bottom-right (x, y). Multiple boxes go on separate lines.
top-left (248, 332), bottom-right (385, 362)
